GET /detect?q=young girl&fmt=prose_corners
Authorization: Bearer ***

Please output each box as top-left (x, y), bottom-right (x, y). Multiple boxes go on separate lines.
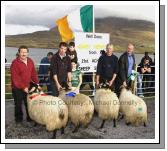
top-left (71, 61), bottom-right (82, 94)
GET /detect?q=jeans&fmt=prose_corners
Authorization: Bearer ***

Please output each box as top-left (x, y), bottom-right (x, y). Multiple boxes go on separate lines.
top-left (137, 74), bottom-right (143, 96)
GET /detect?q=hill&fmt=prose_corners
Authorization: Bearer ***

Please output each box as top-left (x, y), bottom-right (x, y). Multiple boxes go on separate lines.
top-left (5, 17), bottom-right (155, 53)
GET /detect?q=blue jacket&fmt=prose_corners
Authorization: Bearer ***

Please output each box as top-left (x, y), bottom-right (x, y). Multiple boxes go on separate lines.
top-left (38, 57), bottom-right (50, 76)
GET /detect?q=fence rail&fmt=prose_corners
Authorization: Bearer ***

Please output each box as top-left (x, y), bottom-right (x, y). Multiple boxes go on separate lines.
top-left (5, 63), bottom-right (155, 101)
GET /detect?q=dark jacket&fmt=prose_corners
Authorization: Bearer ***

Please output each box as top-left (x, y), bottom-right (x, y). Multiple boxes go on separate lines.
top-left (97, 53), bottom-right (118, 81)
top-left (117, 52), bottom-right (135, 84)
top-left (38, 57), bottom-right (50, 75)
top-left (50, 52), bottom-right (71, 83)
top-left (66, 50), bottom-right (78, 63)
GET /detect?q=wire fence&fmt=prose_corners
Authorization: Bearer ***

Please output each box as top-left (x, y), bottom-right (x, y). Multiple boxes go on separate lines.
top-left (5, 63), bottom-right (155, 101)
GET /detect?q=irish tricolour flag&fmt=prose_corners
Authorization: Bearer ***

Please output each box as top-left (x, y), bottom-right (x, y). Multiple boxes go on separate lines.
top-left (56, 5), bottom-right (93, 42)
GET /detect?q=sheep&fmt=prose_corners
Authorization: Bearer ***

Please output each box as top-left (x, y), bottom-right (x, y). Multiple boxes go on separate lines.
top-left (59, 90), bottom-right (94, 133)
top-left (119, 86), bottom-right (147, 127)
top-left (94, 84), bottom-right (120, 128)
top-left (27, 83), bottom-right (68, 138)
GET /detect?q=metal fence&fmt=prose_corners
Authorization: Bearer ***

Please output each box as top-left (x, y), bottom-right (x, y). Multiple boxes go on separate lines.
top-left (5, 63), bottom-right (155, 101)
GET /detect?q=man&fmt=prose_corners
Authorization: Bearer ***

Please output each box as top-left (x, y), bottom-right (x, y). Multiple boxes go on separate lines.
top-left (96, 44), bottom-right (118, 91)
top-left (116, 43), bottom-right (135, 91)
top-left (38, 52), bottom-right (53, 94)
top-left (50, 42), bottom-right (72, 96)
top-left (10, 46), bottom-right (39, 125)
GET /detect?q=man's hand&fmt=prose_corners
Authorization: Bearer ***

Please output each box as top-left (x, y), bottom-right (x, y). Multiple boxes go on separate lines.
top-left (96, 80), bottom-right (100, 88)
top-left (56, 83), bottom-right (62, 91)
top-left (123, 81), bottom-right (127, 87)
top-left (109, 80), bottom-right (113, 87)
top-left (23, 87), bottom-right (29, 93)
top-left (68, 82), bottom-right (72, 90)
top-left (38, 85), bottom-right (42, 91)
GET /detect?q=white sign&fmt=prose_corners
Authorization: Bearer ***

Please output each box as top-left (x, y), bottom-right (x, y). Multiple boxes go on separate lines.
top-left (75, 32), bottom-right (110, 72)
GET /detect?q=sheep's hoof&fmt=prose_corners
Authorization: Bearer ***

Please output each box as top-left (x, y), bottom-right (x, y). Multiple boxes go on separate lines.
top-left (84, 125), bottom-right (88, 129)
top-left (72, 125), bottom-right (80, 133)
top-left (144, 122), bottom-right (147, 127)
top-left (52, 130), bottom-right (57, 139)
top-left (34, 122), bottom-right (38, 127)
top-left (113, 119), bottom-right (116, 127)
top-left (126, 122), bottom-right (131, 126)
top-left (99, 120), bottom-right (105, 129)
top-left (61, 127), bottom-right (64, 134)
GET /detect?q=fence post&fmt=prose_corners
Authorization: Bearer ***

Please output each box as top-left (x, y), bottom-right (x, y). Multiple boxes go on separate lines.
top-left (92, 72), bottom-right (96, 92)
top-left (131, 64), bottom-right (137, 94)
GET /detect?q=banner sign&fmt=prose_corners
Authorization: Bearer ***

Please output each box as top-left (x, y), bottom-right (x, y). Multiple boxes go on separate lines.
top-left (75, 32), bottom-right (110, 73)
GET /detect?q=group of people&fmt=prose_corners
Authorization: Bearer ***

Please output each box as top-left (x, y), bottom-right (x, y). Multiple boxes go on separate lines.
top-left (10, 42), bottom-right (154, 125)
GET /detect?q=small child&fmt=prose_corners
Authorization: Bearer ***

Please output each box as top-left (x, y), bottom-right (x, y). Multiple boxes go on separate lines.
top-left (67, 42), bottom-right (78, 63)
top-left (71, 61), bottom-right (82, 94)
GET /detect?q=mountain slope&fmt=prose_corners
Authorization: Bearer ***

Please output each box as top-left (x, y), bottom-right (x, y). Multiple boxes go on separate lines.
top-left (5, 17), bottom-right (155, 53)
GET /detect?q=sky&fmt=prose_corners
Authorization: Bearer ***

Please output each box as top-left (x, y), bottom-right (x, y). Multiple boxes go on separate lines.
top-left (5, 5), bottom-right (155, 35)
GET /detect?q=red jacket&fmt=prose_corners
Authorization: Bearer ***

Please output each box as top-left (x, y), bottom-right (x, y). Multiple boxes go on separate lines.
top-left (10, 57), bottom-right (39, 90)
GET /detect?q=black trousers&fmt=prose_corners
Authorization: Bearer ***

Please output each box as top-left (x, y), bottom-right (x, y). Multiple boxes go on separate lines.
top-left (12, 88), bottom-right (31, 123)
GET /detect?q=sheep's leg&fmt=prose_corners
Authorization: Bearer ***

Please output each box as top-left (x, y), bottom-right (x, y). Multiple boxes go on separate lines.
top-left (52, 130), bottom-right (57, 139)
top-left (144, 122), bottom-right (147, 127)
top-left (99, 120), bottom-right (105, 129)
top-left (118, 113), bottom-right (124, 121)
top-left (61, 127), bottom-right (64, 134)
top-left (113, 119), bottom-right (116, 127)
top-left (84, 124), bottom-right (88, 129)
top-left (72, 124), bottom-right (80, 133)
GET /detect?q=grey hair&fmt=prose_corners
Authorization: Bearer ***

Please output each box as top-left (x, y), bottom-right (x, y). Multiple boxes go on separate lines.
top-left (106, 43), bottom-right (114, 49)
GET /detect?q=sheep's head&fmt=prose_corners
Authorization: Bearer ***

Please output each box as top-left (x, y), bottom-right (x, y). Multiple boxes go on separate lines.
top-left (120, 85), bottom-right (132, 93)
top-left (99, 82), bottom-right (110, 90)
top-left (28, 82), bottom-right (43, 95)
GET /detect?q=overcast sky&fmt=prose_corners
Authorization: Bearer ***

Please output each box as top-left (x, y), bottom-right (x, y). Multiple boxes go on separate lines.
top-left (5, 5), bottom-right (155, 35)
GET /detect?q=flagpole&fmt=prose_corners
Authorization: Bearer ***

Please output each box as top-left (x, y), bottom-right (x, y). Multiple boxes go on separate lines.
top-left (93, 5), bottom-right (95, 33)
top-left (92, 5), bottom-right (96, 95)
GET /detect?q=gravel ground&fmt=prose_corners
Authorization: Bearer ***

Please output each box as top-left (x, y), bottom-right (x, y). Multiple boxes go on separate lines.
top-left (5, 98), bottom-right (155, 139)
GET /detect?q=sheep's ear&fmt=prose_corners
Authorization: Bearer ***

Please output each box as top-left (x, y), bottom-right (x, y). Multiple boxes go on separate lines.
top-left (126, 86), bottom-right (132, 91)
top-left (29, 87), bottom-right (36, 93)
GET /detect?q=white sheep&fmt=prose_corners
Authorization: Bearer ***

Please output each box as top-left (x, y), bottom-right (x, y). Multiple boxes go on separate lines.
top-left (94, 88), bottom-right (120, 128)
top-left (59, 91), bottom-right (94, 133)
top-left (27, 86), bottom-right (68, 138)
top-left (119, 86), bottom-right (147, 126)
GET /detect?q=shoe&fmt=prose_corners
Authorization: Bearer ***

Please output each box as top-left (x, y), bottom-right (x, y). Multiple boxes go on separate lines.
top-left (139, 95), bottom-right (144, 97)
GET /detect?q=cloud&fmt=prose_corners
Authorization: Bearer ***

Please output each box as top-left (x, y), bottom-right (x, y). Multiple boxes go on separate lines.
top-left (95, 5), bottom-right (155, 22)
top-left (5, 24), bottom-right (49, 35)
top-left (5, 5), bottom-right (155, 35)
